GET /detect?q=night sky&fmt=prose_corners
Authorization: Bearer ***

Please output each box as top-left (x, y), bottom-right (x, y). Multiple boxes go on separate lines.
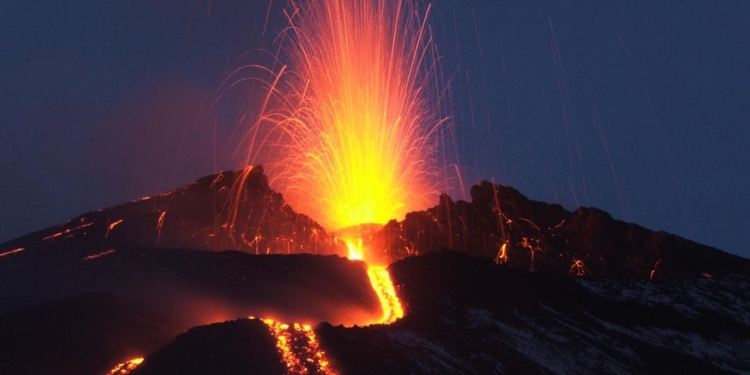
top-left (2, 1), bottom-right (749, 258)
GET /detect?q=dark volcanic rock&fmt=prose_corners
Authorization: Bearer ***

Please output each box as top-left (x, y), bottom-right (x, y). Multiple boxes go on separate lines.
top-left (3, 169), bottom-right (745, 280)
top-left (316, 251), bottom-right (750, 374)
top-left (130, 319), bottom-right (285, 375)
top-left (0, 166), bottom-right (341, 255)
top-left (371, 181), bottom-right (750, 279)
top-left (122, 252), bottom-right (750, 374)
top-left (0, 291), bottom-right (181, 375)
top-left (2, 169), bottom-right (750, 374)
top-left (0, 247), bottom-right (381, 327)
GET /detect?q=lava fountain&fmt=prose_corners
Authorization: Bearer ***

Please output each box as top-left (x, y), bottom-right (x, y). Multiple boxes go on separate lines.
top-left (235, 0), bottom-right (454, 263)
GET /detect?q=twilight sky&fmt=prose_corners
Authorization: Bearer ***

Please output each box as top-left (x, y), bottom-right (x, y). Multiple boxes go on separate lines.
top-left (1, 1), bottom-right (749, 258)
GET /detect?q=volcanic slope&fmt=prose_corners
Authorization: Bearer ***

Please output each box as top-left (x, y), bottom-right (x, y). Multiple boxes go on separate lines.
top-left (2, 169), bottom-right (750, 374)
top-left (370, 181), bottom-right (750, 279)
top-left (0, 166), bottom-right (382, 320)
top-left (316, 252), bottom-right (750, 374)
top-left (0, 166), bottom-right (338, 256)
top-left (118, 252), bottom-right (750, 374)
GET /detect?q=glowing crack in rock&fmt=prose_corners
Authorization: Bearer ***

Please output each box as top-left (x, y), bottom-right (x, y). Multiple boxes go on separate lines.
top-left (43, 222), bottom-right (94, 241)
top-left (156, 211), bottom-right (167, 245)
top-left (105, 219), bottom-right (124, 238)
top-left (0, 247), bottom-right (25, 258)
top-left (83, 249), bottom-right (116, 260)
top-left (495, 243), bottom-right (509, 265)
top-left (105, 357), bottom-right (143, 375)
top-left (367, 265), bottom-right (404, 324)
top-left (257, 318), bottom-right (336, 375)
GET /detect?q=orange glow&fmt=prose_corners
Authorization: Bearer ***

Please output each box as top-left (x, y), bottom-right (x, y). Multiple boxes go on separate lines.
top-left (345, 238), bottom-right (364, 261)
top-left (156, 211), bottom-right (166, 244)
top-left (105, 219), bottom-right (124, 238)
top-left (83, 249), bottom-right (115, 260)
top-left (0, 247), bottom-right (25, 258)
top-left (495, 243), bottom-right (509, 264)
top-left (366, 266), bottom-right (404, 324)
top-left (105, 357), bottom-right (143, 375)
top-left (341, 237), bottom-right (404, 324)
top-left (241, 0), bottom-right (452, 233)
top-left (43, 222), bottom-right (93, 241)
top-left (258, 317), bottom-right (337, 375)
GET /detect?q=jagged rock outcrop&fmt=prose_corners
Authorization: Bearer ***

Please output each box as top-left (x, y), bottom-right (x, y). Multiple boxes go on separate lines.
top-left (0, 166), bottom-right (341, 256)
top-left (371, 181), bottom-right (750, 279)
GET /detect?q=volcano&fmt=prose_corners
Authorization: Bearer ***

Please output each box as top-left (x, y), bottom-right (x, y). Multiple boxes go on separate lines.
top-left (1, 168), bottom-right (748, 374)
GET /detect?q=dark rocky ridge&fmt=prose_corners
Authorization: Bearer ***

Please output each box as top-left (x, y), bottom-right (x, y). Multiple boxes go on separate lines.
top-left (370, 181), bottom-right (750, 279)
top-left (2, 169), bottom-right (746, 280)
top-left (0, 166), bottom-right (341, 257)
top-left (0, 246), bottom-right (381, 325)
top-left (130, 319), bottom-right (286, 375)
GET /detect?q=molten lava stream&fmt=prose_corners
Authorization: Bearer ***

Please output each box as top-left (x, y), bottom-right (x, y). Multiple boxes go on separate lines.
top-left (345, 238), bottom-right (404, 324)
top-left (258, 318), bottom-right (336, 375)
top-left (367, 265), bottom-right (404, 324)
top-left (105, 358), bottom-right (143, 375)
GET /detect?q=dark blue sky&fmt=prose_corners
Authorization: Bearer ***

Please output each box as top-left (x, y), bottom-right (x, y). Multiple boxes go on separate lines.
top-left (2, 1), bottom-right (749, 258)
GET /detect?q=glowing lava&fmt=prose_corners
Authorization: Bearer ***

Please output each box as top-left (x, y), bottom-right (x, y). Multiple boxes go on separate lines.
top-left (0, 247), bottom-right (25, 258)
top-left (43, 222), bottom-right (93, 241)
top-left (366, 265), bottom-right (404, 324)
top-left (105, 357), bottom-right (143, 375)
top-left (346, 239), bottom-right (364, 261)
top-left (241, 0), bottom-right (452, 234)
top-left (83, 249), bottom-right (116, 260)
top-left (258, 318), bottom-right (336, 375)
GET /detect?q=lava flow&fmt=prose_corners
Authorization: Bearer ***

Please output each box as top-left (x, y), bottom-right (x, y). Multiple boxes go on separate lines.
top-left (367, 265), bottom-right (404, 324)
top-left (229, 0), bottom-right (426, 369)
top-left (253, 262), bottom-right (402, 374)
top-left (257, 318), bottom-right (336, 375)
top-left (105, 358), bottom-right (143, 375)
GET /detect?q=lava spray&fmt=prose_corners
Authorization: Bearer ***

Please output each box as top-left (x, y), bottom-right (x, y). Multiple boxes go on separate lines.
top-left (237, 0), bottom-right (456, 243)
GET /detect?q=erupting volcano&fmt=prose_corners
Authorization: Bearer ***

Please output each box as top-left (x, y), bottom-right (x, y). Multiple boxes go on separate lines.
top-left (236, 0), bottom-right (452, 252)
top-left (2, 0), bottom-right (750, 374)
